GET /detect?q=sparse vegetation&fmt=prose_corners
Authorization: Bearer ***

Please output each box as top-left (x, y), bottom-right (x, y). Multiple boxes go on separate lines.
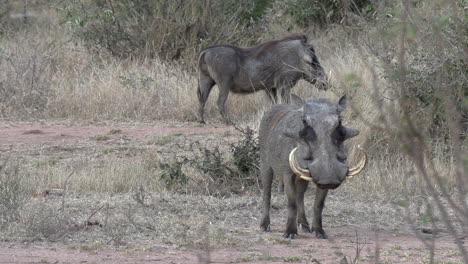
top-left (0, 0), bottom-right (466, 263)
top-left (282, 256), bottom-right (303, 262)
top-left (149, 135), bottom-right (177, 145)
top-left (92, 134), bottom-right (110, 141)
top-left (156, 127), bottom-right (259, 195)
top-left (159, 159), bottom-right (190, 191)
top-left (0, 161), bottom-right (25, 229)
top-left (109, 129), bottom-right (122, 134)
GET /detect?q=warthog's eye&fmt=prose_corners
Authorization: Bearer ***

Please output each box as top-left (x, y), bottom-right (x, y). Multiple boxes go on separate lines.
top-left (299, 119), bottom-right (317, 142)
top-left (312, 55), bottom-right (319, 66)
top-left (306, 54), bottom-right (320, 69)
top-left (331, 121), bottom-right (346, 144)
top-left (309, 46), bottom-right (316, 54)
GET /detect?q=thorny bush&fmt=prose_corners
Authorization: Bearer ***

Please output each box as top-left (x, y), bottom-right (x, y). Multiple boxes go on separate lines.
top-left (158, 127), bottom-right (259, 195)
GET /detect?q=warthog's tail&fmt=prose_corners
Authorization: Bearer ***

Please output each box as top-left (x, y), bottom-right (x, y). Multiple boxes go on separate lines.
top-left (196, 50), bottom-right (208, 101)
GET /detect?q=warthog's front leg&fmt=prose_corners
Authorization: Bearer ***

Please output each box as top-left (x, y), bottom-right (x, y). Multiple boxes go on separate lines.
top-left (296, 180), bottom-right (311, 233)
top-left (283, 175), bottom-right (297, 238)
top-left (260, 167), bottom-right (273, 232)
top-left (313, 187), bottom-right (329, 239)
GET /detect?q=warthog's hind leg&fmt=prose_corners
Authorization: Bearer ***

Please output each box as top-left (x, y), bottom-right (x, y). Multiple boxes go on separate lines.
top-left (217, 81), bottom-right (233, 125)
top-left (260, 167), bottom-right (273, 232)
top-left (313, 188), bottom-right (329, 239)
top-left (197, 74), bottom-right (215, 124)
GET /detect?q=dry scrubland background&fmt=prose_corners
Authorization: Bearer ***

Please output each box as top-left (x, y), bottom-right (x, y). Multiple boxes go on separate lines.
top-left (0, 0), bottom-right (467, 258)
top-left (0, 0), bottom-right (465, 193)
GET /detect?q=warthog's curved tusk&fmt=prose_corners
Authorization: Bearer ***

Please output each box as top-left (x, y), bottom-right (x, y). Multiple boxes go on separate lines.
top-left (289, 148), bottom-right (313, 181)
top-left (346, 145), bottom-right (367, 180)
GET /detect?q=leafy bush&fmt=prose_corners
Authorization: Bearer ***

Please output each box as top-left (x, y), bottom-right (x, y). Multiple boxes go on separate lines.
top-left (61, 0), bottom-right (268, 63)
top-left (374, 2), bottom-right (467, 138)
top-left (403, 53), bottom-right (467, 136)
top-left (281, 0), bottom-right (374, 28)
top-left (192, 146), bottom-right (236, 184)
top-left (159, 159), bottom-right (189, 191)
top-left (231, 126), bottom-right (259, 176)
top-left (60, 0), bottom-right (377, 65)
top-left (157, 127), bottom-right (260, 195)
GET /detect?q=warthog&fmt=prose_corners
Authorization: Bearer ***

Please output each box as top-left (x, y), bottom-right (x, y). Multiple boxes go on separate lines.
top-left (197, 34), bottom-right (328, 124)
top-left (259, 95), bottom-right (367, 239)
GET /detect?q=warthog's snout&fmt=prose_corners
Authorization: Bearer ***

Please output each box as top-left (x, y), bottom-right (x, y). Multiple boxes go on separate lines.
top-left (307, 72), bottom-right (329, 91)
top-left (307, 158), bottom-right (348, 187)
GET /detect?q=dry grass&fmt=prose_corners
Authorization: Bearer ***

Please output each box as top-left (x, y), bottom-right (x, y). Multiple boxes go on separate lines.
top-left (1, 3), bottom-right (466, 260)
top-left (0, 182), bottom-right (426, 246)
top-left (0, 5), bottom-right (461, 195)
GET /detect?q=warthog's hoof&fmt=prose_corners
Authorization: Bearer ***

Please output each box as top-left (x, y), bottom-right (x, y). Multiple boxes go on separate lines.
top-left (282, 232), bottom-right (297, 239)
top-left (260, 225), bottom-right (271, 232)
top-left (315, 229), bottom-right (328, 239)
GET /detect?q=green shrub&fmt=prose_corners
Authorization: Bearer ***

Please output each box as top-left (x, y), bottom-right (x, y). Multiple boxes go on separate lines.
top-left (60, 0), bottom-right (268, 64)
top-left (157, 127), bottom-right (260, 194)
top-left (282, 0), bottom-right (374, 28)
top-left (193, 146), bottom-right (236, 184)
top-left (159, 159), bottom-right (189, 191)
top-left (231, 126), bottom-right (259, 176)
top-left (375, 2), bottom-right (467, 137)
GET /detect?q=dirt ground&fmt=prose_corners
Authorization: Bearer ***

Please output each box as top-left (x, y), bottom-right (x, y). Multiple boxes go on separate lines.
top-left (0, 229), bottom-right (463, 264)
top-left (0, 121), bottom-right (232, 151)
top-left (0, 121), bottom-right (465, 264)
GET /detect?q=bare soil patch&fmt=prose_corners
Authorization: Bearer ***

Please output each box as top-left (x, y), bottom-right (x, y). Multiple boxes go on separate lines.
top-left (0, 121), bottom-right (232, 151)
top-left (0, 121), bottom-right (465, 264)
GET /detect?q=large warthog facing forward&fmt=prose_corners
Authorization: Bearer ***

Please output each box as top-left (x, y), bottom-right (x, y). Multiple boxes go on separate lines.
top-left (197, 34), bottom-right (328, 124)
top-left (259, 95), bottom-right (367, 239)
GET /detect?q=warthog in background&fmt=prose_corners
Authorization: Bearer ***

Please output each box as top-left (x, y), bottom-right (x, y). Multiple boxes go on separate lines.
top-left (259, 95), bottom-right (367, 239)
top-left (197, 34), bottom-right (328, 124)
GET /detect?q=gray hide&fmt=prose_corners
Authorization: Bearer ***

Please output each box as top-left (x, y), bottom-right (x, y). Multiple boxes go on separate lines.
top-left (259, 95), bottom-right (359, 239)
top-left (197, 34), bottom-right (328, 124)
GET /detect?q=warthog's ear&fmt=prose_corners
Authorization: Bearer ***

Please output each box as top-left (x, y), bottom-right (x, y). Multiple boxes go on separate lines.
top-left (344, 127), bottom-right (359, 140)
top-left (290, 94), bottom-right (303, 108)
top-left (337, 95), bottom-right (347, 112)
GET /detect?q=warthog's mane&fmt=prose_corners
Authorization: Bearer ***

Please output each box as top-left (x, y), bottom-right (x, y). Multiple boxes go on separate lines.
top-left (252, 34), bottom-right (307, 58)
